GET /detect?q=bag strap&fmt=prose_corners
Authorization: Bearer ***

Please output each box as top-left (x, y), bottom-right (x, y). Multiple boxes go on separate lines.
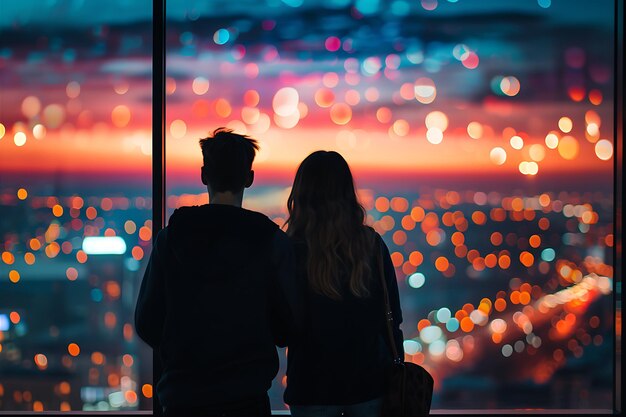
top-left (376, 235), bottom-right (403, 365)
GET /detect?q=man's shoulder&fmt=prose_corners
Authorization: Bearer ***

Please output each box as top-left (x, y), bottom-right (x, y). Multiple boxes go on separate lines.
top-left (166, 205), bottom-right (203, 226)
top-left (236, 209), bottom-right (290, 249)
top-left (271, 226), bottom-right (290, 245)
top-left (240, 207), bottom-right (278, 225)
top-left (169, 204), bottom-right (211, 216)
top-left (167, 204), bottom-right (282, 241)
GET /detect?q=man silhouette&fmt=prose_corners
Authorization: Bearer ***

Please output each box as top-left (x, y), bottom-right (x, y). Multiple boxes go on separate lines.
top-left (135, 128), bottom-right (293, 416)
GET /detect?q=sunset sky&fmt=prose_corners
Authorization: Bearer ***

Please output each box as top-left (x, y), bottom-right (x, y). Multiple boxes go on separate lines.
top-left (0, 0), bottom-right (615, 190)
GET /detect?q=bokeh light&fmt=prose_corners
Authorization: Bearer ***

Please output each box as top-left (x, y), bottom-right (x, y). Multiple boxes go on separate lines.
top-left (272, 87), bottom-right (299, 117)
top-left (330, 103), bottom-right (352, 125)
top-left (529, 144), bottom-right (546, 161)
top-left (557, 136), bottom-right (580, 160)
top-left (414, 77), bottom-right (437, 104)
top-left (111, 105), bottom-right (131, 128)
top-left (467, 121), bottom-right (483, 139)
top-left (594, 139), bottom-right (613, 160)
top-left (500, 76), bottom-right (521, 96)
top-left (490, 147), bottom-right (507, 165)
top-left (558, 117), bottom-right (573, 133)
top-left (510, 135), bottom-right (524, 150)
top-left (425, 111), bottom-right (448, 131)
top-left (426, 128), bottom-right (443, 144)
top-left (169, 119), bottom-right (187, 139)
top-left (192, 77), bottom-right (210, 95)
top-left (545, 132), bottom-right (559, 149)
top-left (13, 132), bottom-right (27, 147)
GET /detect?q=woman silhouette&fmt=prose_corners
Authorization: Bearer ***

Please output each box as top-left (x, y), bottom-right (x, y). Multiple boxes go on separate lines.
top-left (283, 151), bottom-right (404, 417)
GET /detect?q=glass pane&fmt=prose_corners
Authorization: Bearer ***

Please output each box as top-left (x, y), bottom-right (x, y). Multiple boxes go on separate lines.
top-left (0, 1), bottom-right (153, 412)
top-left (164, 0), bottom-right (615, 412)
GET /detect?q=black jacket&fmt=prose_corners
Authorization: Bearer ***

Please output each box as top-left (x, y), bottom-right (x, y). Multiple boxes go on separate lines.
top-left (135, 204), bottom-right (294, 408)
top-left (284, 230), bottom-right (404, 405)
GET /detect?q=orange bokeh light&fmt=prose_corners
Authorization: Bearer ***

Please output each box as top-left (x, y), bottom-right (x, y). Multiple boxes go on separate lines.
top-left (408, 251), bottom-right (423, 267)
top-left (435, 256), bottom-right (449, 272)
top-left (519, 251), bottom-right (535, 267)
top-left (68, 343), bottom-right (80, 357)
top-left (390, 252), bottom-right (404, 267)
top-left (142, 384), bottom-right (153, 399)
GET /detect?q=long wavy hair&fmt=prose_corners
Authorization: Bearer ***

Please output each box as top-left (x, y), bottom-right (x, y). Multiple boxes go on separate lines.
top-left (285, 151), bottom-right (374, 300)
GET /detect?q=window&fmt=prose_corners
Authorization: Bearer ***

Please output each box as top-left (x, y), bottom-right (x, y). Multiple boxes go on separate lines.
top-left (0, 0), bottom-right (620, 413)
top-left (0, 0), bottom-right (153, 411)
top-left (163, 0), bottom-right (618, 412)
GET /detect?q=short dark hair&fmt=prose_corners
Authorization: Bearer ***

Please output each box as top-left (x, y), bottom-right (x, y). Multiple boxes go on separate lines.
top-left (199, 128), bottom-right (259, 193)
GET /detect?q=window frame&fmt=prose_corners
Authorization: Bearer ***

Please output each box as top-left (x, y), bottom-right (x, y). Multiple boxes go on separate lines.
top-left (144, 0), bottom-right (625, 415)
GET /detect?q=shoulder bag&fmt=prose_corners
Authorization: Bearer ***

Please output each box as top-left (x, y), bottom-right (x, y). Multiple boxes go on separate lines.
top-left (376, 240), bottom-right (434, 417)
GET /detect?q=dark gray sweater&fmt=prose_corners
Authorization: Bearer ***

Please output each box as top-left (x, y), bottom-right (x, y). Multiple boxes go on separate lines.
top-left (135, 204), bottom-right (294, 408)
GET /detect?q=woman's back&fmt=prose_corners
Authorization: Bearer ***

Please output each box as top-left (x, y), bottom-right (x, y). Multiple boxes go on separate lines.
top-left (283, 151), bottom-right (404, 410)
top-left (284, 230), bottom-right (404, 406)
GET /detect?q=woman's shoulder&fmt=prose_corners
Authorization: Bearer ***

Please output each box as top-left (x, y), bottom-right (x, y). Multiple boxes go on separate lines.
top-left (363, 225), bottom-right (382, 245)
top-left (286, 235), bottom-right (308, 255)
top-left (287, 233), bottom-right (306, 244)
top-left (364, 225), bottom-right (377, 235)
